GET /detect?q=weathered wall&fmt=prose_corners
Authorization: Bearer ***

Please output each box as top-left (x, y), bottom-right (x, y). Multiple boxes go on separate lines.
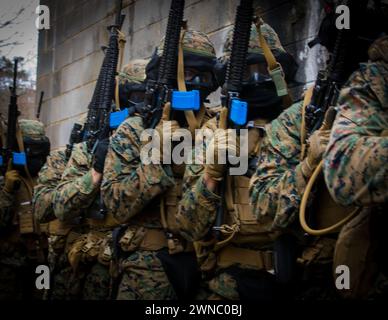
top-left (37, 0), bottom-right (326, 150)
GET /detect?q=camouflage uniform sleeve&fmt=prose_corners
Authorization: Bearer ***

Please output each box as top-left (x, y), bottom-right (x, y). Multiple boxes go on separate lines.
top-left (101, 116), bottom-right (175, 223)
top-left (249, 101), bottom-right (309, 229)
top-left (33, 149), bottom-right (67, 223)
top-left (324, 62), bottom-right (388, 206)
top-left (176, 117), bottom-right (221, 242)
top-left (52, 142), bottom-right (99, 222)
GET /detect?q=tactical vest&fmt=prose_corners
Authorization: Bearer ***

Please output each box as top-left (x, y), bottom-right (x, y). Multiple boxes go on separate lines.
top-left (197, 120), bottom-right (278, 273)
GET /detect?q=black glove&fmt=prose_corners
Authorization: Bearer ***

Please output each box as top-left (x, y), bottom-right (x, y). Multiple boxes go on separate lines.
top-left (93, 138), bottom-right (109, 174)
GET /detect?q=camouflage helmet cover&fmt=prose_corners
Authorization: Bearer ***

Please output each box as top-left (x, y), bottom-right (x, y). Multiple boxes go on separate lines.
top-left (19, 119), bottom-right (46, 141)
top-left (118, 59), bottom-right (148, 85)
top-left (221, 22), bottom-right (287, 60)
top-left (217, 21), bottom-right (297, 83)
top-left (156, 29), bottom-right (216, 59)
top-left (146, 29), bottom-right (218, 80)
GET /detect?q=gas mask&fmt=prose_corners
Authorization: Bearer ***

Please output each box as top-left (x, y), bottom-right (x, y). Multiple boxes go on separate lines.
top-left (184, 68), bottom-right (217, 103)
top-left (23, 136), bottom-right (50, 176)
top-left (118, 81), bottom-right (146, 110)
top-left (239, 63), bottom-right (284, 121)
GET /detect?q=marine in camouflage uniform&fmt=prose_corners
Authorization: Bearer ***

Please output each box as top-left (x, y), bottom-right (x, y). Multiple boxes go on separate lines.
top-left (101, 30), bottom-right (220, 300)
top-left (47, 59), bottom-right (150, 300)
top-left (249, 3), bottom-right (387, 299)
top-left (0, 119), bottom-right (50, 300)
top-left (176, 22), bottom-right (297, 300)
top-left (33, 117), bottom-right (86, 300)
top-left (323, 36), bottom-right (388, 298)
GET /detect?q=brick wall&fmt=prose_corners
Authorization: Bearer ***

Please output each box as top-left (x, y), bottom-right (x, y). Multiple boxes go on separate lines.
top-left (37, 0), bottom-right (326, 149)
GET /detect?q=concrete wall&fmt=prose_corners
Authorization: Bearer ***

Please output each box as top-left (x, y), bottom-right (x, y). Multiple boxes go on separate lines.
top-left (37, 0), bottom-right (326, 150)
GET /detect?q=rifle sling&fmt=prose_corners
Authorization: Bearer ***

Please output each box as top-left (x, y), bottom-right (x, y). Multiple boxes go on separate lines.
top-left (177, 29), bottom-right (206, 135)
top-left (256, 19), bottom-right (292, 107)
top-left (114, 29), bottom-right (127, 111)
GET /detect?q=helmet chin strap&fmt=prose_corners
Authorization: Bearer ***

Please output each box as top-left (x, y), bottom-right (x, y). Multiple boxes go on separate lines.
top-left (176, 26), bottom-right (206, 135)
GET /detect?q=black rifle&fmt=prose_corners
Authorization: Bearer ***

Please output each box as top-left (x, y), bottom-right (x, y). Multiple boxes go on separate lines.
top-left (36, 91), bottom-right (44, 119)
top-left (65, 123), bottom-right (83, 160)
top-left (82, 0), bottom-right (125, 151)
top-left (142, 0), bottom-right (185, 129)
top-left (1, 57), bottom-right (23, 172)
top-left (305, 1), bottom-right (350, 136)
top-left (213, 0), bottom-right (254, 238)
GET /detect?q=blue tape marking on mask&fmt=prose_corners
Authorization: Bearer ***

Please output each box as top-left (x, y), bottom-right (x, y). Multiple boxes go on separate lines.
top-left (110, 108), bottom-right (129, 129)
top-left (229, 99), bottom-right (248, 126)
top-left (171, 90), bottom-right (200, 111)
top-left (0, 156), bottom-right (3, 166)
top-left (12, 152), bottom-right (27, 166)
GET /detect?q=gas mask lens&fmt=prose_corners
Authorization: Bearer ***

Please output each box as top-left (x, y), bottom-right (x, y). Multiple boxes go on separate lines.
top-left (184, 68), bottom-right (213, 86)
top-left (128, 91), bottom-right (146, 105)
top-left (242, 63), bottom-right (272, 85)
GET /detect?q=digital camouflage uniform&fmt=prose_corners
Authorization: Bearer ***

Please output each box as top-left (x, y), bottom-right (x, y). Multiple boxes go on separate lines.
top-left (118, 59), bottom-right (148, 85)
top-left (323, 39), bottom-right (388, 298)
top-left (101, 30), bottom-right (218, 300)
top-left (48, 60), bottom-right (150, 300)
top-left (52, 141), bottom-right (111, 300)
top-left (0, 120), bottom-right (49, 300)
top-left (177, 23), bottom-right (293, 300)
top-left (324, 63), bottom-right (388, 207)
top-left (33, 148), bottom-right (86, 300)
top-left (249, 101), bottom-right (305, 230)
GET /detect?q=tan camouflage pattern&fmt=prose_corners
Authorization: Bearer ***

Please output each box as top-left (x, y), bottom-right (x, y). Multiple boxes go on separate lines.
top-left (33, 148), bottom-right (67, 223)
top-left (156, 29), bottom-right (216, 58)
top-left (324, 60), bottom-right (388, 206)
top-left (249, 101), bottom-right (306, 230)
top-left (222, 22), bottom-right (286, 60)
top-left (118, 59), bottom-right (148, 85)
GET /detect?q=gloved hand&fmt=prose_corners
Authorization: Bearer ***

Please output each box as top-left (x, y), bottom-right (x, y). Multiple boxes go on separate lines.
top-left (301, 129), bottom-right (331, 178)
top-left (4, 170), bottom-right (21, 193)
top-left (93, 138), bottom-right (110, 174)
top-left (153, 120), bottom-right (181, 163)
top-left (149, 103), bottom-right (181, 164)
top-left (204, 129), bottom-right (239, 181)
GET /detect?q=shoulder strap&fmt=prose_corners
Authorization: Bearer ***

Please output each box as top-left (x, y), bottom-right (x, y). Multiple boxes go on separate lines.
top-left (255, 19), bottom-right (292, 107)
top-left (114, 29), bottom-right (127, 111)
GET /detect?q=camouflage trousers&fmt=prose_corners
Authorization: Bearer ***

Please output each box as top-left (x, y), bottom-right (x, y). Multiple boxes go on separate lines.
top-left (116, 250), bottom-right (177, 300)
top-left (47, 253), bottom-right (83, 300)
top-left (206, 267), bottom-right (279, 300)
top-left (82, 262), bottom-right (110, 300)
